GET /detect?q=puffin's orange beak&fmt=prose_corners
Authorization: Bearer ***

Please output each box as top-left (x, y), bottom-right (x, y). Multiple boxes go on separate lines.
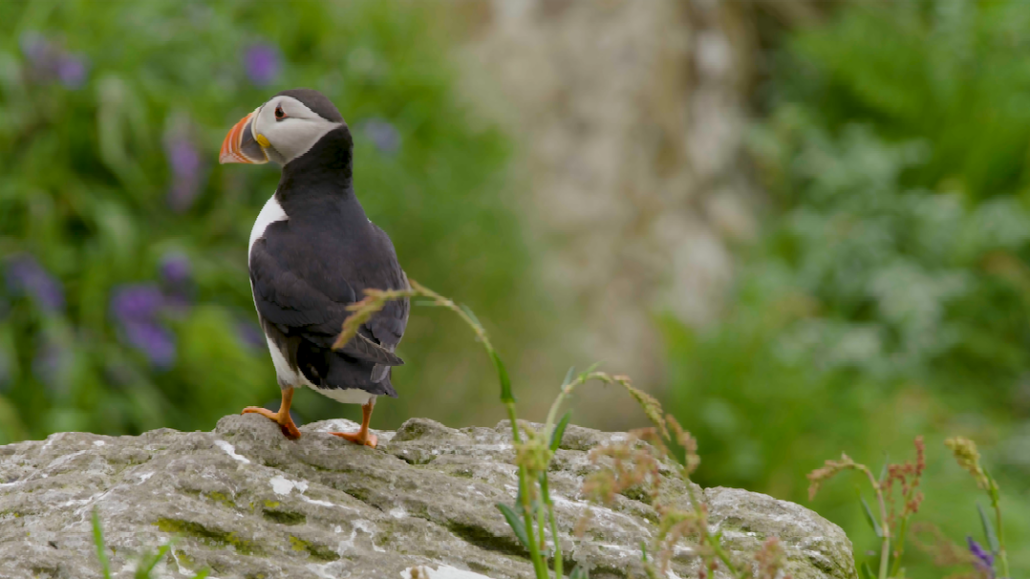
top-left (219, 111), bottom-right (268, 164)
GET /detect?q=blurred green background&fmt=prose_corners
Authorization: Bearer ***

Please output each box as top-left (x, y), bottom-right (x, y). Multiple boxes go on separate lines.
top-left (0, 0), bottom-right (1026, 576)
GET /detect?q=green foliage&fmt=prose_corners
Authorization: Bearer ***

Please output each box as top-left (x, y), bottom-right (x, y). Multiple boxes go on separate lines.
top-left (0, 1), bottom-right (532, 442)
top-left (665, 1), bottom-right (1030, 574)
top-left (775, 0), bottom-right (1030, 202)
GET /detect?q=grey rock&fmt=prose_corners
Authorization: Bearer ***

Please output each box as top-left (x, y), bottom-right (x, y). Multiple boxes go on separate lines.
top-left (0, 416), bottom-right (855, 579)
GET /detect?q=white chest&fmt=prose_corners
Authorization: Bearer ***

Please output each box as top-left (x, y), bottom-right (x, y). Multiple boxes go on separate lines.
top-left (248, 193), bottom-right (288, 261)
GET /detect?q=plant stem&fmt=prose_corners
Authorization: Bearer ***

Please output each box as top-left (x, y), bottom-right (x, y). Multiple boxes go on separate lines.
top-left (992, 491), bottom-right (1009, 579)
top-left (542, 473), bottom-right (564, 579)
top-left (859, 467), bottom-right (891, 579)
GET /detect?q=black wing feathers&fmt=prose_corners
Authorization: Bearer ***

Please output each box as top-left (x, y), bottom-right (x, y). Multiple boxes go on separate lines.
top-left (250, 217), bottom-right (408, 387)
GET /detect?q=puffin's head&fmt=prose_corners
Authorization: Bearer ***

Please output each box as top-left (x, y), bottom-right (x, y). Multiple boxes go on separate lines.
top-left (219, 88), bottom-right (346, 166)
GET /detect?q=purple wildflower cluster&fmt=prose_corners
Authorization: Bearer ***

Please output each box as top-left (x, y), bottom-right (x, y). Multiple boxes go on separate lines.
top-left (108, 251), bottom-right (196, 370)
top-left (5, 255), bottom-right (65, 313)
top-left (164, 131), bottom-right (204, 213)
top-left (110, 284), bottom-right (175, 369)
top-left (967, 537), bottom-right (995, 579)
top-left (159, 251), bottom-right (193, 308)
top-left (244, 42), bottom-right (281, 86)
top-left (362, 119), bottom-right (401, 155)
top-left (19, 32), bottom-right (89, 89)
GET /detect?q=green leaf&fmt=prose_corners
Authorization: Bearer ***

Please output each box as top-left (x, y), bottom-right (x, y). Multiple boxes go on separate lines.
top-left (860, 561), bottom-right (876, 579)
top-left (92, 508), bottom-right (112, 579)
top-left (977, 502), bottom-right (1000, 554)
top-left (137, 540), bottom-right (176, 577)
top-left (191, 570), bottom-right (211, 579)
top-left (550, 410), bottom-right (572, 452)
top-left (561, 366), bottom-right (576, 388)
top-left (860, 496), bottom-right (883, 538)
top-left (496, 503), bottom-right (530, 549)
top-left (490, 350), bottom-right (515, 404)
top-left (579, 362), bottom-right (601, 378)
top-left (570, 566), bottom-right (590, 579)
top-left (640, 540), bottom-right (648, 562)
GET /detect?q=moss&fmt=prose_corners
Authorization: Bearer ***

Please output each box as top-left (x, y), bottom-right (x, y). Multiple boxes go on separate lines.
top-left (289, 536), bottom-right (340, 562)
top-left (205, 491), bottom-right (236, 508)
top-left (262, 500), bottom-right (280, 508)
top-left (153, 518), bottom-right (262, 555)
top-left (262, 508), bottom-right (306, 526)
top-left (172, 549), bottom-right (196, 569)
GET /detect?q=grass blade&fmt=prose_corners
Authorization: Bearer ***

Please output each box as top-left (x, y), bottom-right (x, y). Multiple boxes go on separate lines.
top-left (191, 570), bottom-right (211, 579)
top-left (860, 496), bottom-right (883, 538)
top-left (139, 540), bottom-right (176, 576)
top-left (550, 410), bottom-right (572, 452)
top-left (570, 566), bottom-right (590, 579)
top-left (496, 503), bottom-right (530, 549)
top-left (860, 561), bottom-right (876, 579)
top-left (561, 366), bottom-right (576, 388)
top-left (977, 502), bottom-right (1000, 554)
top-left (490, 350), bottom-right (515, 404)
top-left (92, 508), bottom-right (112, 579)
top-left (878, 453), bottom-right (889, 484)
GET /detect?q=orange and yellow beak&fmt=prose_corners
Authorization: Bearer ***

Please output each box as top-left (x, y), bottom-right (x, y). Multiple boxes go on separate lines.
top-left (219, 109), bottom-right (269, 164)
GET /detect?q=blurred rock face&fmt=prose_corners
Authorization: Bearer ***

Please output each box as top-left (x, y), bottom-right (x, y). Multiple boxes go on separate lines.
top-left (462, 0), bottom-right (757, 397)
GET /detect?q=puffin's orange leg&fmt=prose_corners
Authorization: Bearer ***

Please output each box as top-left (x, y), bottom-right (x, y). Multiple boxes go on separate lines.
top-left (242, 387), bottom-right (302, 440)
top-left (330, 400), bottom-right (378, 448)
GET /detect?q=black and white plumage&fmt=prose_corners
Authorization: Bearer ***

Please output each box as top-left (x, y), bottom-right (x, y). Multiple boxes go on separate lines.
top-left (220, 89), bottom-right (408, 445)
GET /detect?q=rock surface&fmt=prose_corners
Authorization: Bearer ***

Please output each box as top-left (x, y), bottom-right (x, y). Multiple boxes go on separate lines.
top-left (0, 416), bottom-right (855, 579)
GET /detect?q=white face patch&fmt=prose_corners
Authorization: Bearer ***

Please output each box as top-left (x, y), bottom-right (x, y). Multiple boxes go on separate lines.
top-left (251, 95), bottom-right (341, 164)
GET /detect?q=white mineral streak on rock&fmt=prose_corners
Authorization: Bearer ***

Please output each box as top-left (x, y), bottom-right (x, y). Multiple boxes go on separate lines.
top-left (213, 439), bottom-right (250, 464)
top-left (389, 506), bottom-right (407, 519)
top-left (92, 440), bottom-right (106, 446)
top-left (269, 474), bottom-right (308, 496)
top-left (401, 566), bottom-right (493, 579)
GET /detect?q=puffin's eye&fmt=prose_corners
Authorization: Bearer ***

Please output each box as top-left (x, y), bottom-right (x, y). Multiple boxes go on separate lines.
top-left (274, 105), bottom-right (286, 121)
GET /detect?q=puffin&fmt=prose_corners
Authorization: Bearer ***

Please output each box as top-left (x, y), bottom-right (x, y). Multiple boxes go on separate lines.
top-left (219, 88), bottom-right (409, 448)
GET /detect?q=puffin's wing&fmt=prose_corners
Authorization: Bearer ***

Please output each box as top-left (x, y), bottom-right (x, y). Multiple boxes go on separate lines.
top-left (368, 268), bottom-right (410, 382)
top-left (249, 240), bottom-right (404, 366)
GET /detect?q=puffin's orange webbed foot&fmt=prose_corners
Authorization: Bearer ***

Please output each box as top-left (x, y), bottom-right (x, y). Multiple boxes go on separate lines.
top-left (242, 388), bottom-right (301, 440)
top-left (329, 430), bottom-right (378, 448)
top-left (329, 400), bottom-right (378, 448)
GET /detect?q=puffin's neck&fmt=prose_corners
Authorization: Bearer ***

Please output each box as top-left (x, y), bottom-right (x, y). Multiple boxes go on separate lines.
top-left (275, 126), bottom-right (362, 218)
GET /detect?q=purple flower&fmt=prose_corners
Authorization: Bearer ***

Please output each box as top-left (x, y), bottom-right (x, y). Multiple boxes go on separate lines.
top-left (56, 53), bottom-right (88, 89)
top-left (244, 42), bottom-right (281, 86)
top-left (164, 136), bottom-right (203, 212)
top-left (109, 284), bottom-right (177, 369)
top-left (159, 252), bottom-right (191, 286)
top-left (20, 32), bottom-right (51, 65)
top-left (110, 284), bottom-right (164, 323)
top-left (968, 537), bottom-right (994, 578)
top-left (19, 32), bottom-right (89, 89)
top-left (236, 320), bottom-right (266, 351)
top-left (5, 255), bottom-right (65, 313)
top-left (362, 119), bottom-right (401, 155)
top-left (122, 320), bottom-right (176, 369)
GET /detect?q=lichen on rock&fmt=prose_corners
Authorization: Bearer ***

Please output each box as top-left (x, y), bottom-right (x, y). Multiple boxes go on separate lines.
top-left (0, 416), bottom-right (855, 578)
